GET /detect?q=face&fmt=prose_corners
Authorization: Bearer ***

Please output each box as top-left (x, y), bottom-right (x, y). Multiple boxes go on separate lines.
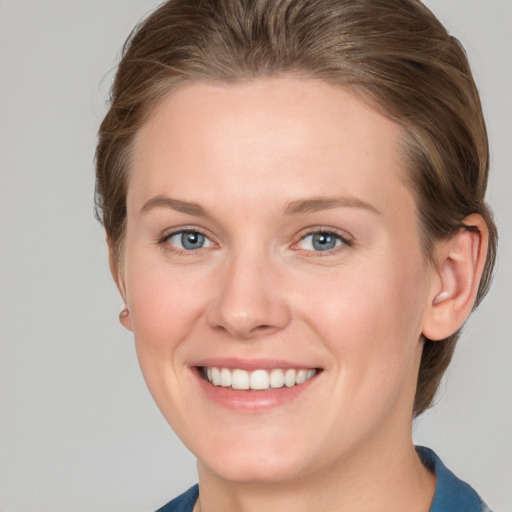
top-left (120, 78), bottom-right (435, 484)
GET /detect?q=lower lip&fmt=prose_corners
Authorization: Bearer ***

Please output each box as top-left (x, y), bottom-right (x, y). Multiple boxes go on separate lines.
top-left (193, 368), bottom-right (320, 412)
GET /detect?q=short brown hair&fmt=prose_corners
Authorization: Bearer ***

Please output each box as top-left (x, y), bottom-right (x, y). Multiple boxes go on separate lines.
top-left (95, 0), bottom-right (497, 416)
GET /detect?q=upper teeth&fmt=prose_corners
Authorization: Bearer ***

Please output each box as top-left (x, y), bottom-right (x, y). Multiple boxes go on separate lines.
top-left (204, 367), bottom-right (317, 390)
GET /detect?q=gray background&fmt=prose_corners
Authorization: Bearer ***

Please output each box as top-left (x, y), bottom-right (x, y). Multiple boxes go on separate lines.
top-left (0, 1), bottom-right (510, 511)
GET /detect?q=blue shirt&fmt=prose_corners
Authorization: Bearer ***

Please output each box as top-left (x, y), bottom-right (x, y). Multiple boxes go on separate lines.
top-left (417, 446), bottom-right (492, 512)
top-left (156, 447), bottom-right (492, 511)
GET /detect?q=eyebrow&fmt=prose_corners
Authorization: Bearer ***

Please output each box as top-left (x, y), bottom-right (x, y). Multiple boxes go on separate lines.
top-left (140, 195), bottom-right (208, 216)
top-left (140, 194), bottom-right (380, 217)
top-left (284, 196), bottom-right (380, 215)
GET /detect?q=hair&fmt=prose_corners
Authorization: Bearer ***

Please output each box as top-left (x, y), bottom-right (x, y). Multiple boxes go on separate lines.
top-left (95, 0), bottom-right (497, 416)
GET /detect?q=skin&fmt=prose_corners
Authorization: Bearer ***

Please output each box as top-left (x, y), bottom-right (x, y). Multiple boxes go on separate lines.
top-left (112, 78), bottom-right (487, 511)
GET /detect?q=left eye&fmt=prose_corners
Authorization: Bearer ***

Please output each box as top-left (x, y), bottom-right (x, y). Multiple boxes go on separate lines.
top-left (297, 232), bottom-right (345, 252)
top-left (166, 230), bottom-right (214, 251)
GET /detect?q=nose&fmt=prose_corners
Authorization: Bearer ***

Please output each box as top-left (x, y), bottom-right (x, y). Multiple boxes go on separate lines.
top-left (206, 251), bottom-right (291, 340)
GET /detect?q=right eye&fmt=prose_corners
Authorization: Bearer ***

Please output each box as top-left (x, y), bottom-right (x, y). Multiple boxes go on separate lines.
top-left (297, 231), bottom-right (345, 252)
top-left (163, 230), bottom-right (214, 251)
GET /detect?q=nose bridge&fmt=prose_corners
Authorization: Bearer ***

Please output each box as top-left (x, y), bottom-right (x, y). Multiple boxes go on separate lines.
top-left (207, 243), bottom-right (290, 339)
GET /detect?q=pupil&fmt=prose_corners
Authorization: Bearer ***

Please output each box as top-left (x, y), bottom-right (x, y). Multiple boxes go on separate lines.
top-left (182, 232), bottom-right (204, 249)
top-left (312, 233), bottom-right (336, 251)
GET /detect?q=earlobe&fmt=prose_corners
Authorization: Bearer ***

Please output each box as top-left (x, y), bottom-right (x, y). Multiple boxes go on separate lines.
top-left (422, 214), bottom-right (489, 341)
top-left (119, 304), bottom-right (132, 330)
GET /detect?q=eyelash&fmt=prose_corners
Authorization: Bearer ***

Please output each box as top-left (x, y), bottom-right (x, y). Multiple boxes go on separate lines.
top-left (293, 227), bottom-right (353, 256)
top-left (157, 227), bottom-right (215, 256)
top-left (157, 227), bottom-right (353, 256)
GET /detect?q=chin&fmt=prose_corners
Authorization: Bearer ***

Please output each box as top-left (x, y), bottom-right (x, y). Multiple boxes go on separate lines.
top-left (193, 432), bottom-right (315, 484)
top-left (204, 454), bottom-right (309, 484)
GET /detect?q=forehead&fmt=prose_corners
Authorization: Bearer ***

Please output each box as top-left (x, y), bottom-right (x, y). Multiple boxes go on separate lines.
top-left (129, 78), bottom-right (412, 218)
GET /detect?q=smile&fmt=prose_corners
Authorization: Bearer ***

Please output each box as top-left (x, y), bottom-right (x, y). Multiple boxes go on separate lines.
top-left (201, 367), bottom-right (317, 390)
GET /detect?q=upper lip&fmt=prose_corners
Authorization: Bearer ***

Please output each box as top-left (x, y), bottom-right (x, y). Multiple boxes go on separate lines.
top-left (192, 358), bottom-right (321, 371)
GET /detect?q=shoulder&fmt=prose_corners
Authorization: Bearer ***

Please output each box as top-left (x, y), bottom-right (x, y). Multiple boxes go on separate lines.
top-left (155, 484), bottom-right (199, 512)
top-left (416, 446), bottom-right (493, 512)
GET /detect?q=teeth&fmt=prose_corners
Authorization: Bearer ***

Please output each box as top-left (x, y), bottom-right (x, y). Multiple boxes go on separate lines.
top-left (203, 367), bottom-right (317, 390)
top-left (250, 369), bottom-right (269, 390)
top-left (231, 369), bottom-right (249, 390)
top-left (211, 367), bottom-right (221, 385)
top-left (285, 369), bottom-right (296, 387)
top-left (220, 368), bottom-right (232, 387)
top-left (295, 369), bottom-right (307, 384)
top-left (269, 368), bottom-right (285, 388)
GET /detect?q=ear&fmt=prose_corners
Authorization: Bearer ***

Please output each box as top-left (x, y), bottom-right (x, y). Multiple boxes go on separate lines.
top-left (107, 239), bottom-right (132, 331)
top-left (422, 214), bottom-right (489, 341)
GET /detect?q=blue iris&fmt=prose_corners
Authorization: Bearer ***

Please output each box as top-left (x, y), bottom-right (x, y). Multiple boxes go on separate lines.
top-left (181, 231), bottom-right (206, 250)
top-left (311, 233), bottom-right (338, 251)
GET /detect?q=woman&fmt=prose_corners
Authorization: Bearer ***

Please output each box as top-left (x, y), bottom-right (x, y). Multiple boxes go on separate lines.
top-left (95, 0), bottom-right (497, 510)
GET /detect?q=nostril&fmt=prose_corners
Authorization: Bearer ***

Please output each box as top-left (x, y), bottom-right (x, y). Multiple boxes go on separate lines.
top-left (254, 324), bottom-right (271, 331)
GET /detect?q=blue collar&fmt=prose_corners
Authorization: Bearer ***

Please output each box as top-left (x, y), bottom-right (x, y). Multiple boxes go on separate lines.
top-left (416, 446), bottom-right (491, 511)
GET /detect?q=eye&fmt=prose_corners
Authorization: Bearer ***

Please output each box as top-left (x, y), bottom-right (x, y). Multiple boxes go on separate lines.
top-left (164, 230), bottom-right (214, 251)
top-left (297, 231), bottom-right (348, 252)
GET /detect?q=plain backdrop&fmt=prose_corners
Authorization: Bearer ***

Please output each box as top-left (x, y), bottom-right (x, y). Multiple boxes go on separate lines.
top-left (0, 1), bottom-right (510, 511)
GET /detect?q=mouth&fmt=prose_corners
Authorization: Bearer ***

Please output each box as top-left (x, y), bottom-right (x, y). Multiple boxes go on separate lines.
top-left (197, 366), bottom-right (320, 391)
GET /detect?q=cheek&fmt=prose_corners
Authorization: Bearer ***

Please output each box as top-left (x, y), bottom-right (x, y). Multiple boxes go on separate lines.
top-left (297, 253), bottom-right (428, 382)
top-left (302, 259), bottom-right (424, 334)
top-left (124, 251), bottom-right (209, 358)
top-left (123, 251), bottom-right (213, 424)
